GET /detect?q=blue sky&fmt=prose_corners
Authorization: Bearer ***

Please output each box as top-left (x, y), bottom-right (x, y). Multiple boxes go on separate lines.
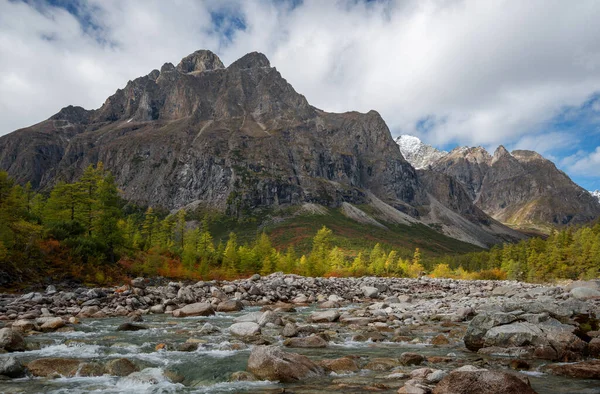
top-left (1, 0), bottom-right (600, 191)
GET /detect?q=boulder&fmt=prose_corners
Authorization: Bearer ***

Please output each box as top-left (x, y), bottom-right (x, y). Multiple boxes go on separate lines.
top-left (247, 345), bottom-right (324, 382)
top-left (362, 286), bottom-right (380, 298)
top-left (281, 323), bottom-right (298, 337)
top-left (308, 310), bottom-right (340, 323)
top-left (432, 370), bottom-right (537, 394)
top-left (570, 287), bottom-right (600, 300)
top-left (172, 302), bottom-right (215, 317)
top-left (464, 313), bottom-right (519, 351)
top-left (0, 328), bottom-right (26, 352)
top-left (149, 304), bottom-right (164, 314)
top-left (546, 360), bottom-right (600, 379)
top-left (0, 356), bottom-right (25, 378)
top-left (40, 317), bottom-right (65, 331)
top-left (117, 323), bottom-right (148, 331)
top-left (11, 319), bottom-right (36, 332)
top-left (400, 352), bottom-right (425, 366)
top-left (217, 300), bottom-right (244, 312)
top-left (27, 358), bottom-right (83, 378)
top-left (229, 322), bottom-right (261, 337)
top-left (105, 358), bottom-right (139, 377)
top-left (318, 357), bottom-right (359, 373)
top-left (131, 277), bottom-right (146, 289)
top-left (283, 335), bottom-right (328, 348)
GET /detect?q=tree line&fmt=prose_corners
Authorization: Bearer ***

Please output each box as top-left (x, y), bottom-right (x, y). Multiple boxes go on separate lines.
top-left (1, 165), bottom-right (598, 287)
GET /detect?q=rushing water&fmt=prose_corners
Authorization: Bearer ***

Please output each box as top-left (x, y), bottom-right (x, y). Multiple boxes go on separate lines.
top-left (0, 306), bottom-right (599, 393)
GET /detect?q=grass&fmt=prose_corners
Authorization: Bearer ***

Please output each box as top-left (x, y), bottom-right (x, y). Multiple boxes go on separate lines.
top-left (203, 205), bottom-right (483, 259)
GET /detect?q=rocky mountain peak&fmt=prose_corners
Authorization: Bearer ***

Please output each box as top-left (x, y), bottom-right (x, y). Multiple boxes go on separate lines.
top-left (395, 135), bottom-right (447, 169)
top-left (176, 50), bottom-right (224, 74)
top-left (50, 105), bottom-right (91, 124)
top-left (511, 150), bottom-right (544, 162)
top-left (229, 51), bottom-right (271, 70)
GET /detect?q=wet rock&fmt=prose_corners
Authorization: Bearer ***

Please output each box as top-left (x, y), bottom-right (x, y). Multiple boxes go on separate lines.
top-left (172, 302), bottom-right (215, 317)
top-left (177, 342), bottom-right (199, 352)
top-left (432, 370), bottom-right (537, 394)
top-left (0, 356), bottom-right (25, 378)
top-left (27, 358), bottom-right (83, 378)
top-left (198, 323), bottom-right (220, 335)
top-left (230, 371), bottom-right (257, 381)
top-left (400, 352), bottom-right (425, 366)
top-left (247, 345), bottom-right (324, 382)
top-left (78, 362), bottom-right (106, 377)
top-left (0, 328), bottom-right (26, 352)
top-left (105, 358), bottom-right (139, 376)
top-left (364, 358), bottom-right (399, 371)
top-left (309, 310), bottom-right (340, 323)
top-left (217, 300), bottom-right (244, 312)
top-left (283, 335), bottom-right (328, 348)
top-left (233, 311), bottom-right (263, 323)
top-left (318, 357), bottom-right (359, 373)
top-left (11, 319), bottom-right (36, 332)
top-left (431, 334), bottom-right (449, 345)
top-left (546, 360), bottom-right (600, 379)
top-left (117, 323), bottom-right (148, 331)
top-left (40, 317), bottom-right (65, 331)
top-left (229, 322), bottom-right (261, 337)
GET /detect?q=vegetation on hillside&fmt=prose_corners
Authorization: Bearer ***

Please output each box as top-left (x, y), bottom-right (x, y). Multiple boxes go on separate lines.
top-left (0, 166), bottom-right (598, 289)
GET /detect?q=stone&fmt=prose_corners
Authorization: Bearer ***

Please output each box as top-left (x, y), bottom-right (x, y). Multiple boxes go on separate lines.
top-left (309, 310), bottom-right (340, 323)
top-left (546, 360), bottom-right (600, 379)
top-left (229, 322), bottom-right (261, 337)
top-left (247, 345), bottom-right (324, 382)
top-left (131, 278), bottom-right (146, 289)
top-left (230, 371), bottom-right (257, 381)
top-left (431, 334), bottom-right (449, 345)
top-left (283, 335), bottom-right (328, 348)
top-left (362, 286), bottom-right (380, 298)
top-left (318, 357), bottom-right (359, 373)
top-left (282, 323), bottom-right (298, 337)
top-left (216, 300), bottom-right (244, 312)
top-left (106, 358), bottom-right (139, 376)
top-left (117, 323), bottom-right (148, 332)
top-left (11, 319), bottom-right (36, 332)
top-left (570, 287), bottom-right (600, 300)
top-left (364, 358), bottom-right (400, 371)
top-left (149, 304), bottom-right (164, 314)
top-left (0, 328), bottom-right (26, 352)
top-left (198, 323), bottom-right (221, 335)
top-left (78, 362), bottom-right (106, 377)
top-left (27, 358), bottom-right (83, 378)
top-left (432, 370), bottom-right (537, 394)
top-left (0, 356), bottom-right (25, 378)
top-left (172, 302), bottom-right (215, 317)
top-left (40, 317), bottom-right (65, 331)
top-left (463, 313), bottom-right (519, 351)
top-left (400, 352), bottom-right (425, 366)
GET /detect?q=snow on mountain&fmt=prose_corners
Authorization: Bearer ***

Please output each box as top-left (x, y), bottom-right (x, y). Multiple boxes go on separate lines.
top-left (396, 135), bottom-right (447, 169)
top-left (591, 190), bottom-right (600, 203)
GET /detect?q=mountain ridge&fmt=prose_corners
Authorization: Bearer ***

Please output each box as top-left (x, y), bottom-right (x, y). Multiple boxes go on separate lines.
top-left (0, 50), bottom-right (529, 247)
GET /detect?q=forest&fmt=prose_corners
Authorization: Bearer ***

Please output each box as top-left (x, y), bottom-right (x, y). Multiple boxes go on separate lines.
top-left (0, 165), bottom-right (598, 288)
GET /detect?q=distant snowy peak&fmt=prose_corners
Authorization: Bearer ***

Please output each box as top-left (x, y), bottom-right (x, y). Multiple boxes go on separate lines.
top-left (396, 135), bottom-right (447, 169)
top-left (591, 190), bottom-right (600, 203)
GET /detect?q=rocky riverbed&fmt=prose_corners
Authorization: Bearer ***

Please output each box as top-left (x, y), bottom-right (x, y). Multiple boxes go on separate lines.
top-left (0, 274), bottom-right (599, 393)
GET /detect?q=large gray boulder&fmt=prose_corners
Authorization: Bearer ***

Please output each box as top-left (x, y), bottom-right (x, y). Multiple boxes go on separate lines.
top-left (0, 356), bottom-right (26, 378)
top-left (308, 310), bottom-right (340, 323)
top-left (172, 302), bottom-right (214, 317)
top-left (247, 345), bottom-right (324, 382)
top-left (229, 322), bottom-right (261, 337)
top-left (570, 287), bottom-right (600, 300)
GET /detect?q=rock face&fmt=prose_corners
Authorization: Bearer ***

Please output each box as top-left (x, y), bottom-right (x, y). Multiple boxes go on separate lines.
top-left (432, 370), bottom-right (537, 394)
top-left (431, 146), bottom-right (600, 230)
top-left (0, 50), bottom-right (417, 215)
top-left (246, 345), bottom-right (324, 382)
top-left (0, 50), bottom-right (525, 248)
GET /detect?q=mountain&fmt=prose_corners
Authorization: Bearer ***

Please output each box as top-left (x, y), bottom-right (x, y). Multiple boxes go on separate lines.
top-left (0, 50), bottom-right (524, 248)
top-left (395, 135), bottom-right (447, 169)
top-left (591, 190), bottom-right (600, 203)
top-left (431, 145), bottom-right (600, 231)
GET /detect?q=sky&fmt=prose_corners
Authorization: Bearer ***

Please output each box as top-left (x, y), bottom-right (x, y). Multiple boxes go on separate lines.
top-left (1, 0), bottom-right (599, 191)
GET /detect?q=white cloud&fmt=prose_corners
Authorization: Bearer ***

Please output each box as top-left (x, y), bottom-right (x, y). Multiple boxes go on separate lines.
top-left (2, 0), bottom-right (600, 161)
top-left (563, 146), bottom-right (600, 177)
